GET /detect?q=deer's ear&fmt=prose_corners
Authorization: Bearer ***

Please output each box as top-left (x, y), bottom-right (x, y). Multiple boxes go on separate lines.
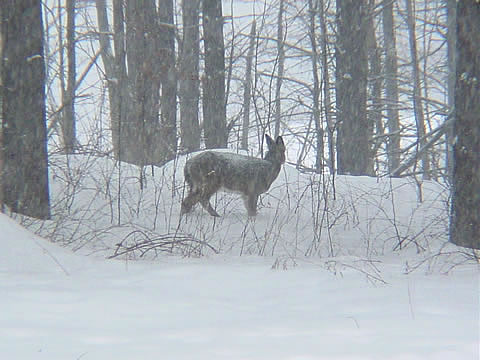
top-left (276, 136), bottom-right (284, 146)
top-left (265, 134), bottom-right (274, 146)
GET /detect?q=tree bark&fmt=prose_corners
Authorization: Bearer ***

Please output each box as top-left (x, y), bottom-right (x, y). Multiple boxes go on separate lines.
top-left (335, 0), bottom-right (370, 176)
top-left (319, 0), bottom-right (334, 174)
top-left (97, 0), bottom-right (175, 165)
top-left (308, 0), bottom-right (323, 173)
top-left (62, 0), bottom-right (76, 153)
top-left (367, 0), bottom-right (382, 175)
top-left (382, 0), bottom-right (401, 175)
top-left (202, 0), bottom-right (227, 148)
top-left (158, 0), bottom-right (177, 163)
top-left (1, 0), bottom-right (50, 219)
top-left (180, 0), bottom-right (200, 152)
top-left (446, 0), bottom-right (456, 182)
top-left (241, 20), bottom-right (256, 151)
top-left (450, 0), bottom-right (480, 250)
top-left (406, 0), bottom-right (430, 179)
top-left (274, 0), bottom-right (285, 139)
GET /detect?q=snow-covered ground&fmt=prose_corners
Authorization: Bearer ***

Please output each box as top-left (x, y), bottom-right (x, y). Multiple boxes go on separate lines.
top-left (1, 154), bottom-right (479, 359)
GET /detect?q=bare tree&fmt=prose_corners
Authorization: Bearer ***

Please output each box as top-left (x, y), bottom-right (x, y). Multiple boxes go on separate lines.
top-left (319, 0), bottom-right (335, 174)
top-left (241, 19), bottom-right (256, 151)
top-left (61, 0), bottom-right (76, 153)
top-left (382, 0), bottom-right (401, 174)
top-left (180, 0), bottom-right (201, 152)
top-left (367, 0), bottom-right (382, 174)
top-left (445, 0), bottom-right (456, 181)
top-left (450, 0), bottom-right (480, 250)
top-left (335, 0), bottom-right (370, 176)
top-left (274, 0), bottom-right (285, 139)
top-left (158, 0), bottom-right (177, 162)
top-left (1, 0), bottom-right (50, 219)
top-left (308, 0), bottom-right (323, 173)
top-left (96, 0), bottom-right (176, 165)
top-left (405, 0), bottom-right (430, 179)
top-left (203, 0), bottom-right (227, 148)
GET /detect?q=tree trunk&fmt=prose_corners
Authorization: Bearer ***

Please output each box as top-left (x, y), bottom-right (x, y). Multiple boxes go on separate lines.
top-left (406, 0), bottom-right (430, 179)
top-left (0, 5), bottom-right (3, 210)
top-left (335, 0), bottom-right (370, 176)
top-left (274, 0), bottom-right (285, 139)
top-left (446, 0), bottom-right (456, 182)
top-left (1, 0), bottom-right (50, 219)
top-left (450, 0), bottom-right (480, 250)
top-left (308, 0), bottom-right (323, 173)
top-left (202, 0), bottom-right (227, 148)
top-left (95, 0), bottom-right (124, 159)
top-left (180, 0), bottom-right (200, 152)
top-left (97, 0), bottom-right (175, 166)
top-left (319, 0), bottom-right (334, 174)
top-left (61, 0), bottom-right (76, 154)
top-left (382, 0), bottom-right (401, 175)
top-left (158, 0), bottom-right (177, 163)
top-left (367, 0), bottom-right (382, 175)
top-left (241, 20), bottom-right (256, 151)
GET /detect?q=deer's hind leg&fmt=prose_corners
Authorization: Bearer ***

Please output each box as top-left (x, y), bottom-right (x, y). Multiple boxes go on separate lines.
top-left (198, 182), bottom-right (221, 217)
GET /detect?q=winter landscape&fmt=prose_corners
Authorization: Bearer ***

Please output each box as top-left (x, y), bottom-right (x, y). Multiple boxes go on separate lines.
top-left (1, 0), bottom-right (479, 359)
top-left (1, 153), bottom-right (478, 360)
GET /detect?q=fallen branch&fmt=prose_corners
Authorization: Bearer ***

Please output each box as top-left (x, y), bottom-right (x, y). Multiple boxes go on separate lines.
top-left (108, 229), bottom-right (218, 259)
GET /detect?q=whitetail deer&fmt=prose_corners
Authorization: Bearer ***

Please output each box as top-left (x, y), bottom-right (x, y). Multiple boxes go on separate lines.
top-left (181, 135), bottom-right (286, 217)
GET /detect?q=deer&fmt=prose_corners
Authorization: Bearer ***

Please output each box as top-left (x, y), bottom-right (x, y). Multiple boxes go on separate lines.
top-left (181, 135), bottom-right (286, 217)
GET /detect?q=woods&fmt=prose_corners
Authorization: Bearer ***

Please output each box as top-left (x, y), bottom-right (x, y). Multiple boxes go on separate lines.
top-left (0, 1), bottom-right (478, 250)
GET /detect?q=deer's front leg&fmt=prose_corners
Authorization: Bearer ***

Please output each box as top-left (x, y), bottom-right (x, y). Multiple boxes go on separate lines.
top-left (246, 194), bottom-right (259, 217)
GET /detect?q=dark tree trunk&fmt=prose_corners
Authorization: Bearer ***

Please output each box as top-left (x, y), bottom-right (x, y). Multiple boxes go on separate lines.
top-left (97, 0), bottom-right (176, 166)
top-left (202, 0), bottom-right (227, 148)
top-left (335, 0), bottom-right (370, 176)
top-left (180, 0), bottom-right (201, 152)
top-left (1, 0), bottom-right (50, 219)
top-left (450, 0), bottom-right (480, 250)
top-left (158, 0), bottom-right (177, 163)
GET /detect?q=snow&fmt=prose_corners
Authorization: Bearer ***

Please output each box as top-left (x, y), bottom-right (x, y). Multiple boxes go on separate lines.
top-left (1, 154), bottom-right (479, 359)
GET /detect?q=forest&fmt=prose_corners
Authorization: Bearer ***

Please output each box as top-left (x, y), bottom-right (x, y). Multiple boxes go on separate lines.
top-left (0, 1), bottom-right (479, 358)
top-left (1, 0), bottom-right (479, 251)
